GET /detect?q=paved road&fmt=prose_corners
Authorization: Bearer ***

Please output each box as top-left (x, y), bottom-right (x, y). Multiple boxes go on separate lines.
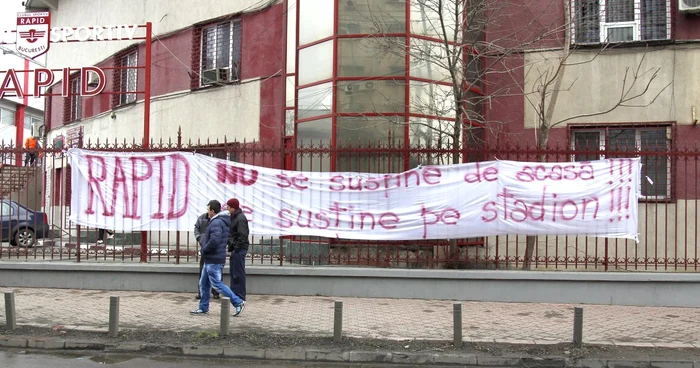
top-left (0, 350), bottom-right (465, 368)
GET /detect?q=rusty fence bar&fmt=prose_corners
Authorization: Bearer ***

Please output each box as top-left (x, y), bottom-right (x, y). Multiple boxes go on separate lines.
top-left (0, 138), bottom-right (696, 272)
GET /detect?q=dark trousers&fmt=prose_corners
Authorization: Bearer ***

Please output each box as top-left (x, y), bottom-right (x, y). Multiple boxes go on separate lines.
top-left (229, 248), bottom-right (247, 300)
top-left (97, 228), bottom-right (106, 241)
top-left (24, 152), bottom-right (37, 166)
top-left (198, 254), bottom-right (220, 297)
top-left (97, 229), bottom-right (114, 242)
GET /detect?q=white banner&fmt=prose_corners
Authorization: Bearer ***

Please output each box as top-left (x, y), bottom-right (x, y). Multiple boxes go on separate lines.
top-left (68, 148), bottom-right (640, 241)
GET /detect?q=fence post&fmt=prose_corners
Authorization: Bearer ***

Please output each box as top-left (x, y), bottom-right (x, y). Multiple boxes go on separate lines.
top-left (108, 296), bottom-right (119, 337)
top-left (76, 224), bottom-right (81, 262)
top-left (5, 291), bottom-right (17, 330)
top-left (279, 236), bottom-right (284, 266)
top-left (333, 301), bottom-right (343, 342)
top-left (573, 307), bottom-right (583, 347)
top-left (220, 297), bottom-right (230, 336)
top-left (175, 231), bottom-right (180, 265)
top-left (453, 303), bottom-right (462, 348)
top-left (604, 238), bottom-right (609, 271)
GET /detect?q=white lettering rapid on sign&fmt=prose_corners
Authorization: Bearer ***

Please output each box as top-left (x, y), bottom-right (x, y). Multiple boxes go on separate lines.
top-left (67, 149), bottom-right (641, 241)
top-left (0, 67), bottom-right (106, 98)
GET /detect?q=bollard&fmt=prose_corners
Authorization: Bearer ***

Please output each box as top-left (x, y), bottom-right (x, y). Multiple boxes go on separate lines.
top-left (108, 296), bottom-right (120, 337)
top-left (573, 306), bottom-right (583, 347)
top-left (220, 297), bottom-right (230, 336)
top-left (5, 291), bottom-right (16, 330)
top-left (333, 301), bottom-right (343, 342)
top-left (453, 303), bottom-right (463, 348)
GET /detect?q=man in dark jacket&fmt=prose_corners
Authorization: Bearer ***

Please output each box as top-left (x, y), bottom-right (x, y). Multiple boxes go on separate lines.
top-left (194, 211), bottom-right (219, 300)
top-left (191, 200), bottom-right (245, 316)
top-left (226, 198), bottom-right (249, 301)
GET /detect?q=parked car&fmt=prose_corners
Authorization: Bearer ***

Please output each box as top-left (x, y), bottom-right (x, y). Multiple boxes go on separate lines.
top-left (0, 199), bottom-right (50, 247)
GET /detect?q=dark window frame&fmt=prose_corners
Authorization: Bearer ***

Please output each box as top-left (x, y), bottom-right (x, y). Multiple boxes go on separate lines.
top-left (569, 123), bottom-right (673, 201)
top-left (572, 0), bottom-right (670, 44)
top-left (113, 47), bottom-right (139, 107)
top-left (63, 74), bottom-right (82, 123)
top-left (197, 19), bottom-right (242, 87)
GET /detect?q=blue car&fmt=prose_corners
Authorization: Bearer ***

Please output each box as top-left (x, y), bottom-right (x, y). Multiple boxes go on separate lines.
top-left (0, 200), bottom-right (50, 247)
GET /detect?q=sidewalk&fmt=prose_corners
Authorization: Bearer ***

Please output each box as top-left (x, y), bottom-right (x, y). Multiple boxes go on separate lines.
top-left (1, 287), bottom-right (699, 348)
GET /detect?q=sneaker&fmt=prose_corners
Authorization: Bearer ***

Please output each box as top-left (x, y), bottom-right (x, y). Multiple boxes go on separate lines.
top-left (96, 240), bottom-right (104, 245)
top-left (233, 301), bottom-right (246, 317)
top-left (195, 294), bottom-right (201, 300)
top-left (190, 308), bottom-right (208, 315)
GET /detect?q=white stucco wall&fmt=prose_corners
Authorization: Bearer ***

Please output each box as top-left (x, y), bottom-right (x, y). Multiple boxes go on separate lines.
top-left (46, 0), bottom-right (272, 70)
top-left (46, 80), bottom-right (261, 146)
top-left (486, 201), bottom-right (700, 271)
top-left (523, 45), bottom-right (699, 128)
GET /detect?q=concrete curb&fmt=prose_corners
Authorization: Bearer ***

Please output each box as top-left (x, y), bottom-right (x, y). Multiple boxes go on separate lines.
top-left (1, 338), bottom-right (698, 367)
top-left (4, 263), bottom-right (700, 306)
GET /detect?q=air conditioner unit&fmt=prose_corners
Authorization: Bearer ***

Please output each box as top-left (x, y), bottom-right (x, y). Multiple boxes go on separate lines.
top-left (201, 68), bottom-right (230, 84)
top-left (679, 0), bottom-right (700, 12)
top-left (31, 122), bottom-right (44, 138)
top-left (343, 81), bottom-right (375, 94)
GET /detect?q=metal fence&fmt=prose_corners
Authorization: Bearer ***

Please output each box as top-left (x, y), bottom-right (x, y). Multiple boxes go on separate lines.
top-left (0, 136), bottom-right (697, 272)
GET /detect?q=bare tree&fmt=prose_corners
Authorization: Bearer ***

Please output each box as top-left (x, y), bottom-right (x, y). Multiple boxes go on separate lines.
top-left (338, 0), bottom-right (670, 269)
top-left (515, 2), bottom-right (672, 269)
top-left (337, 0), bottom-right (562, 267)
top-left (337, 0), bottom-right (565, 165)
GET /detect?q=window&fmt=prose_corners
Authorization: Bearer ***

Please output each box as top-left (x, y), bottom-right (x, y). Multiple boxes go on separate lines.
top-left (53, 135), bottom-right (64, 149)
top-left (571, 125), bottom-right (671, 199)
top-left (0, 107), bottom-right (14, 125)
top-left (27, 116), bottom-right (43, 137)
top-left (115, 49), bottom-right (138, 106)
top-left (0, 202), bottom-right (13, 216)
top-left (572, 0), bottom-right (670, 44)
top-left (64, 75), bottom-right (81, 123)
top-left (200, 20), bottom-right (241, 86)
top-left (337, 0), bottom-right (406, 35)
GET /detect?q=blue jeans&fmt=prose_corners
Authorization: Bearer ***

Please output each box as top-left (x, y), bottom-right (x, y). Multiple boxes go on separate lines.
top-left (199, 263), bottom-right (243, 312)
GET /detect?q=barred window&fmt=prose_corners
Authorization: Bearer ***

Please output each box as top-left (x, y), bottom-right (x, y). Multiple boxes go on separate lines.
top-left (200, 20), bottom-right (242, 86)
top-left (67, 75), bottom-right (81, 122)
top-left (116, 50), bottom-right (138, 106)
top-left (573, 0), bottom-right (670, 44)
top-left (571, 125), bottom-right (671, 199)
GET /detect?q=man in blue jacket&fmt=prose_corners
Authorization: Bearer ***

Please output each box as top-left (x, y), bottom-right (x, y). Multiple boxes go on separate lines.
top-left (191, 200), bottom-right (245, 316)
top-left (194, 211), bottom-right (220, 300)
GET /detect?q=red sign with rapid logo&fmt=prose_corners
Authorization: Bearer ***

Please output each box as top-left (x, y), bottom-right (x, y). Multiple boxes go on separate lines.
top-left (15, 12), bottom-right (50, 60)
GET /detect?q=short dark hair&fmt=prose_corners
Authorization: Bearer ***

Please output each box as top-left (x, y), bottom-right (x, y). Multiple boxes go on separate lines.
top-left (207, 200), bottom-right (221, 213)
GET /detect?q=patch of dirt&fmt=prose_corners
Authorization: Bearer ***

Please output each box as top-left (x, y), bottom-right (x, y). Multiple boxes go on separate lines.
top-left (1, 325), bottom-right (699, 362)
